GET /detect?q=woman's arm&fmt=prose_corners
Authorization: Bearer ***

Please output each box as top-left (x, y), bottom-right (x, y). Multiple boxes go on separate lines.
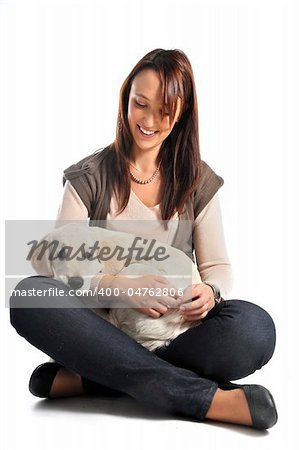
top-left (55, 180), bottom-right (89, 225)
top-left (193, 191), bottom-right (234, 300)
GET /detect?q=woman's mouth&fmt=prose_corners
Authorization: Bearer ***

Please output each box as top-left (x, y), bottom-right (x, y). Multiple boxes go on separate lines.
top-left (137, 124), bottom-right (158, 138)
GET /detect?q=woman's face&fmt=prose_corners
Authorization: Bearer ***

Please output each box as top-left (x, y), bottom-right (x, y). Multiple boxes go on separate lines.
top-left (127, 69), bottom-right (182, 156)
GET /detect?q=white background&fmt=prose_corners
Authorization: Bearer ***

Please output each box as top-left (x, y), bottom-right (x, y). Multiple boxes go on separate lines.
top-left (1, 0), bottom-right (298, 448)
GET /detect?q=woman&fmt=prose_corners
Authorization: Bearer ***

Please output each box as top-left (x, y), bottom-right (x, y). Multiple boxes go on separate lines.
top-left (9, 48), bottom-right (278, 430)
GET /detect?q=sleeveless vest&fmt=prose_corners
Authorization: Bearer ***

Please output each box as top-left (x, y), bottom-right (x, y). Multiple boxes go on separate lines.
top-left (62, 146), bottom-right (224, 262)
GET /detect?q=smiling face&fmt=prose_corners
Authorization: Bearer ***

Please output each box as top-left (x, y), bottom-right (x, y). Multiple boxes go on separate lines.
top-left (127, 69), bottom-right (182, 156)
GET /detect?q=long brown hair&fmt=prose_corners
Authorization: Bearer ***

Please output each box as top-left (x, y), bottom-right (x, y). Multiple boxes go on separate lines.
top-left (106, 48), bottom-right (202, 221)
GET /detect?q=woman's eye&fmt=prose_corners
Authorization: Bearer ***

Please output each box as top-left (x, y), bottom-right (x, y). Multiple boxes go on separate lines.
top-left (135, 100), bottom-right (146, 108)
top-left (134, 99), bottom-right (169, 116)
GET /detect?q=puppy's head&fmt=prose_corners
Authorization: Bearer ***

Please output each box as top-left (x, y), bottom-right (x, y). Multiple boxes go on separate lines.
top-left (30, 223), bottom-right (103, 290)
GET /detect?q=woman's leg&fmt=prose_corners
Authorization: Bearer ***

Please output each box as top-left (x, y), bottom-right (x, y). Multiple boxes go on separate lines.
top-left (9, 275), bottom-right (218, 421)
top-left (154, 299), bottom-right (276, 385)
top-left (154, 299), bottom-right (276, 426)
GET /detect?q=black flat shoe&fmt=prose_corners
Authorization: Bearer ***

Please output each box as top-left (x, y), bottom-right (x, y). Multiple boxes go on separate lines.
top-left (241, 384), bottom-right (278, 430)
top-left (29, 362), bottom-right (64, 398)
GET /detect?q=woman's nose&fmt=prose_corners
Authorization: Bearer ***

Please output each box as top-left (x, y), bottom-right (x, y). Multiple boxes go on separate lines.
top-left (142, 110), bottom-right (159, 128)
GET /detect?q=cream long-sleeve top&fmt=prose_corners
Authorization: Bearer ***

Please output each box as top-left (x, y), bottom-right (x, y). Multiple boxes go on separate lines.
top-left (55, 180), bottom-right (234, 299)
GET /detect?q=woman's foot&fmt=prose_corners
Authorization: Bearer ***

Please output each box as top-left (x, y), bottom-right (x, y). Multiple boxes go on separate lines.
top-left (205, 385), bottom-right (278, 430)
top-left (49, 367), bottom-right (84, 398)
top-left (29, 362), bottom-right (84, 398)
top-left (206, 388), bottom-right (253, 426)
top-left (29, 362), bottom-right (124, 398)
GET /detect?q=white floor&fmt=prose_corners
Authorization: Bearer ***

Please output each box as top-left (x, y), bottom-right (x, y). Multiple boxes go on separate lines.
top-left (2, 307), bottom-right (298, 450)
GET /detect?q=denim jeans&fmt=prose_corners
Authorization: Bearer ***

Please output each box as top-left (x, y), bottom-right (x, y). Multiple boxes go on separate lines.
top-left (9, 275), bottom-right (276, 421)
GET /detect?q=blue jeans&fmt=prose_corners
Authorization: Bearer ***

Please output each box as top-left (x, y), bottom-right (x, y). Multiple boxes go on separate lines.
top-left (9, 275), bottom-right (276, 421)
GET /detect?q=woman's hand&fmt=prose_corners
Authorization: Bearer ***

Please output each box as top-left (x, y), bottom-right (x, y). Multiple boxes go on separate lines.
top-left (177, 283), bottom-right (215, 321)
top-left (111, 274), bottom-right (181, 319)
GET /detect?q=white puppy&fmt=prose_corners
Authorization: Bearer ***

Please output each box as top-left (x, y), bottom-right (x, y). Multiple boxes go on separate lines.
top-left (30, 222), bottom-right (203, 351)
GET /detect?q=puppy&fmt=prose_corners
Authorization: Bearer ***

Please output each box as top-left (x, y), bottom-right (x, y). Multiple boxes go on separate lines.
top-left (30, 222), bottom-right (203, 351)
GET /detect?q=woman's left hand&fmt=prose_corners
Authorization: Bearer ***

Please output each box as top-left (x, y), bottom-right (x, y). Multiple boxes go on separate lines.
top-left (177, 283), bottom-right (215, 321)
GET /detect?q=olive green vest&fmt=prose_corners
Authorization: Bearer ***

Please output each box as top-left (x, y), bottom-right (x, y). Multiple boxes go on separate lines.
top-left (63, 146), bottom-right (224, 261)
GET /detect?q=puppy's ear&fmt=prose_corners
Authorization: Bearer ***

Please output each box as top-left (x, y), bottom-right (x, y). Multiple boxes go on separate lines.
top-left (30, 231), bottom-right (54, 277)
